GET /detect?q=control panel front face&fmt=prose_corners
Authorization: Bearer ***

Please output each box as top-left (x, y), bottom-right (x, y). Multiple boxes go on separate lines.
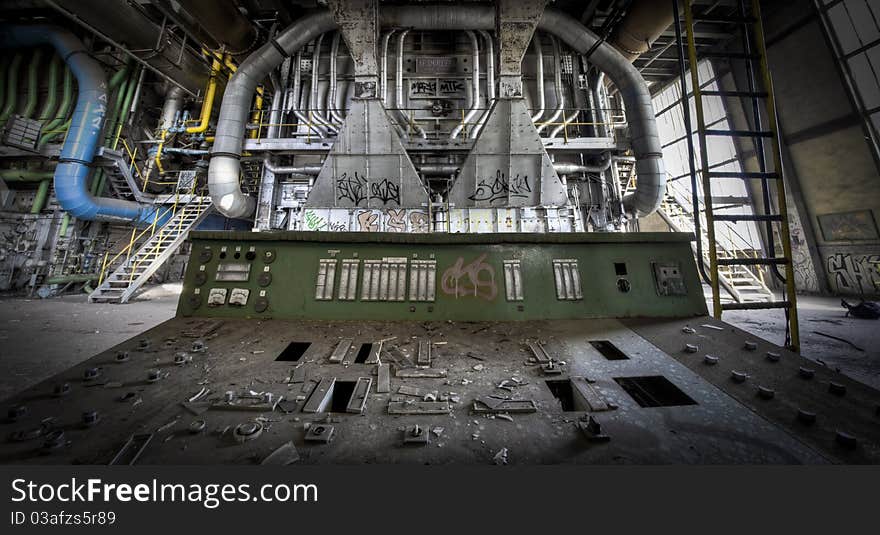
top-left (177, 233), bottom-right (706, 321)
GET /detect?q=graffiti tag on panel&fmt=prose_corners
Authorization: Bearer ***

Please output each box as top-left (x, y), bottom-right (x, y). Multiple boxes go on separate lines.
top-left (468, 170), bottom-right (532, 204)
top-left (409, 211), bottom-right (430, 233)
top-left (336, 172), bottom-right (400, 206)
top-left (440, 253), bottom-right (497, 300)
top-left (826, 253), bottom-right (880, 295)
top-left (356, 210), bottom-right (380, 232)
top-left (304, 210), bottom-right (346, 231)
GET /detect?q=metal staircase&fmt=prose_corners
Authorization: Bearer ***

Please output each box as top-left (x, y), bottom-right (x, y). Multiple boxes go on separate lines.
top-left (94, 147), bottom-right (154, 202)
top-left (680, 0), bottom-right (800, 350)
top-left (659, 190), bottom-right (773, 304)
top-left (89, 197), bottom-right (213, 303)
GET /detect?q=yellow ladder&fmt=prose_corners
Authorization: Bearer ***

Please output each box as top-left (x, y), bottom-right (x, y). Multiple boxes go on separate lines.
top-left (682, 0), bottom-right (799, 350)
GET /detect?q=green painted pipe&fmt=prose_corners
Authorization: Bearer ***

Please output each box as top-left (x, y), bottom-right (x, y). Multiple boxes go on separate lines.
top-left (0, 53), bottom-right (23, 125)
top-left (59, 214), bottom-right (70, 237)
top-left (0, 169), bottom-right (53, 182)
top-left (38, 54), bottom-right (61, 121)
top-left (0, 169), bottom-right (53, 213)
top-left (31, 179), bottom-right (50, 214)
top-left (21, 48), bottom-right (42, 119)
top-left (0, 56), bottom-right (8, 113)
top-left (38, 66), bottom-right (73, 147)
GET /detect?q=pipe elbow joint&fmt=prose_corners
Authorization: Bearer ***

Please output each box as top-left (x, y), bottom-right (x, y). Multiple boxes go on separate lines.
top-left (208, 155), bottom-right (256, 219)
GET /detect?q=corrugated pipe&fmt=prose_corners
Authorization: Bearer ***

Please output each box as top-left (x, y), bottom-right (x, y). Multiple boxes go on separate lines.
top-left (209, 7), bottom-right (664, 218)
top-left (0, 25), bottom-right (161, 225)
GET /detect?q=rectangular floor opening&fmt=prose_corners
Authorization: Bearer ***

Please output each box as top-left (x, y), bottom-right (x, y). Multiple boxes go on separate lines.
top-left (329, 380), bottom-right (357, 413)
top-left (590, 340), bottom-right (629, 360)
top-left (354, 343), bottom-right (373, 364)
top-left (275, 341), bottom-right (311, 362)
top-left (545, 379), bottom-right (576, 411)
top-left (614, 376), bottom-right (697, 408)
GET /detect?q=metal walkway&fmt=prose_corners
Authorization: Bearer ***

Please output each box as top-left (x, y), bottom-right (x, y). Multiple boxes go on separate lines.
top-left (89, 197), bottom-right (213, 304)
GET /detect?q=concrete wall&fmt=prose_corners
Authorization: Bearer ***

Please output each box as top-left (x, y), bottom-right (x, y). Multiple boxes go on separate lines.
top-left (724, 2), bottom-right (880, 297)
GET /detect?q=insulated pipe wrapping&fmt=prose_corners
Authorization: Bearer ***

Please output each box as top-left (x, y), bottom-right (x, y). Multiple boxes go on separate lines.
top-left (209, 11), bottom-right (336, 219)
top-left (209, 7), bottom-right (664, 218)
top-left (540, 9), bottom-right (665, 216)
top-left (0, 24), bottom-right (160, 225)
top-left (159, 85), bottom-right (186, 131)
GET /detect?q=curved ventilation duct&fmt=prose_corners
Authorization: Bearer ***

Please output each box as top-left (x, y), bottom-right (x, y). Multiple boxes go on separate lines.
top-left (0, 25), bottom-right (161, 225)
top-left (207, 6), bottom-right (665, 219)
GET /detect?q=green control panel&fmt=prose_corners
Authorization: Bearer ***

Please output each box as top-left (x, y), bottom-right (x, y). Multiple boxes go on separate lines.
top-left (177, 231), bottom-right (707, 321)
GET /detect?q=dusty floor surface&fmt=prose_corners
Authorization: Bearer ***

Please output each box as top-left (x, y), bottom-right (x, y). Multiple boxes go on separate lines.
top-left (722, 293), bottom-right (880, 390)
top-left (0, 284), bottom-right (180, 401)
top-left (0, 283), bottom-right (878, 402)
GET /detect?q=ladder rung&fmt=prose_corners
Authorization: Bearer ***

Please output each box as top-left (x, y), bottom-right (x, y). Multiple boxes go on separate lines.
top-left (701, 90), bottom-right (768, 99)
top-left (721, 301), bottom-right (792, 311)
top-left (713, 214), bottom-right (783, 222)
top-left (704, 129), bottom-right (774, 138)
top-left (708, 171), bottom-right (780, 180)
top-left (702, 52), bottom-right (760, 60)
top-left (717, 257), bottom-right (788, 266)
top-left (691, 15), bottom-right (757, 24)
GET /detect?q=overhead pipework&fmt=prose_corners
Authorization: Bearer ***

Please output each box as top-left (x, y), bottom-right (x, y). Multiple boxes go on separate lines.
top-left (207, 5), bottom-right (665, 223)
top-left (0, 24), bottom-right (161, 225)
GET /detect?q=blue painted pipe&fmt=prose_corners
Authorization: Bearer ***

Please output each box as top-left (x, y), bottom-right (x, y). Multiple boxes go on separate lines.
top-left (0, 25), bottom-right (161, 226)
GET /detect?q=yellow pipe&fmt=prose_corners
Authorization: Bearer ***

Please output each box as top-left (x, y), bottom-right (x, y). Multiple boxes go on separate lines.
top-left (186, 56), bottom-right (222, 134)
top-left (250, 85), bottom-right (264, 139)
top-left (154, 129), bottom-right (167, 176)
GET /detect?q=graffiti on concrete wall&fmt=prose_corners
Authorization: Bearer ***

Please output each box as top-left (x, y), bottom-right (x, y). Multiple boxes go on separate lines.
top-left (356, 210), bottom-right (380, 232)
top-left (440, 253), bottom-right (498, 300)
top-left (469, 170), bottom-right (532, 204)
top-left (826, 253), bottom-right (880, 295)
top-left (336, 173), bottom-right (401, 206)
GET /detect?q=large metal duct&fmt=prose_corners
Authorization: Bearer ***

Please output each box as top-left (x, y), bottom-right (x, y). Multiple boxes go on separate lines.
top-left (173, 0), bottom-right (258, 55)
top-left (208, 6), bottom-right (665, 218)
top-left (49, 0), bottom-right (209, 94)
top-left (0, 25), bottom-right (161, 225)
top-left (609, 0), bottom-right (677, 62)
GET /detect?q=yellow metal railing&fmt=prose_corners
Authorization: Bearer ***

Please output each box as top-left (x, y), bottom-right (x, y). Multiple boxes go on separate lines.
top-left (96, 180), bottom-right (204, 287)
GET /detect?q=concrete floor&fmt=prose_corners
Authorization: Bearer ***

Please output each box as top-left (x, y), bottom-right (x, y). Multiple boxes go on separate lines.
top-left (0, 284), bottom-right (179, 402)
top-left (0, 283), bottom-right (878, 403)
